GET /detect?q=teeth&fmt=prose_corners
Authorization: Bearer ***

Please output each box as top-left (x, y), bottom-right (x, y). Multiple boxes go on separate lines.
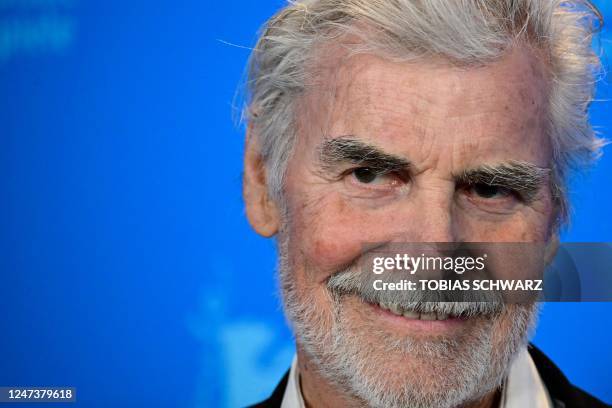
top-left (378, 302), bottom-right (452, 322)
top-left (402, 310), bottom-right (419, 319)
top-left (389, 303), bottom-right (403, 316)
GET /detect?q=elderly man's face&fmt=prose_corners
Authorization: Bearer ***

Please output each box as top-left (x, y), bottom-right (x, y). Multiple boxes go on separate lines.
top-left (247, 45), bottom-right (556, 407)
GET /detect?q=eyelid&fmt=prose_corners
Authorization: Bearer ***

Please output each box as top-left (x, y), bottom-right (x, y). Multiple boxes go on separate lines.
top-left (345, 164), bottom-right (391, 174)
top-left (338, 166), bottom-right (393, 180)
top-left (359, 167), bottom-right (410, 182)
top-left (464, 182), bottom-right (524, 202)
top-left (457, 170), bottom-right (544, 203)
top-left (342, 167), bottom-right (410, 195)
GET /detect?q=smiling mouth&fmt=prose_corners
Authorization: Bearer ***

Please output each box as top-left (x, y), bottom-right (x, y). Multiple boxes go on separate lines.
top-left (373, 300), bottom-right (465, 321)
top-left (378, 301), bottom-right (452, 320)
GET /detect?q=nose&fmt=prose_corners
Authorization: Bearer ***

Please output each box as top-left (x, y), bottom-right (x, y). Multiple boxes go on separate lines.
top-left (392, 181), bottom-right (460, 244)
top-left (414, 201), bottom-right (457, 243)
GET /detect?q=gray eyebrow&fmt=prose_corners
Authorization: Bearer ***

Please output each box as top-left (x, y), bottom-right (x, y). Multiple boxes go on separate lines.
top-left (456, 161), bottom-right (551, 202)
top-left (318, 136), bottom-right (411, 174)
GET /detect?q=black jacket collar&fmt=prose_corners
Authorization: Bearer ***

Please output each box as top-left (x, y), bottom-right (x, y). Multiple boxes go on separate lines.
top-left (527, 345), bottom-right (609, 408)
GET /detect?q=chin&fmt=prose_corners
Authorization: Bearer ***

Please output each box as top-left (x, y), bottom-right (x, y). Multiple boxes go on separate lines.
top-left (285, 282), bottom-right (538, 408)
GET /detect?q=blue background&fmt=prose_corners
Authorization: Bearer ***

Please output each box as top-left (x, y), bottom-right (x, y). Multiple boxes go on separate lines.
top-left (0, 1), bottom-right (610, 407)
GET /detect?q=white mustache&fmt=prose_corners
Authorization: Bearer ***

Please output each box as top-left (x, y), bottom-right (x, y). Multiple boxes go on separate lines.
top-left (327, 268), bottom-right (504, 317)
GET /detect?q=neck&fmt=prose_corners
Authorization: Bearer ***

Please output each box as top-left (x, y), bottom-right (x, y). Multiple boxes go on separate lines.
top-left (296, 346), bottom-right (359, 408)
top-left (296, 346), bottom-right (502, 408)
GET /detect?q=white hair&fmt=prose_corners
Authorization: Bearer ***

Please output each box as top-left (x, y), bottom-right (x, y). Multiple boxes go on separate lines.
top-left (244, 0), bottom-right (606, 224)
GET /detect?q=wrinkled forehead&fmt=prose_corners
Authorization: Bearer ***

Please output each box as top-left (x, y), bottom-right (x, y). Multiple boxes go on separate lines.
top-left (295, 43), bottom-right (552, 169)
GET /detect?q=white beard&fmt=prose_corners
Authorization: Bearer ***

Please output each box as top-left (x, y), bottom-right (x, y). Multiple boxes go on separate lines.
top-left (277, 233), bottom-right (539, 408)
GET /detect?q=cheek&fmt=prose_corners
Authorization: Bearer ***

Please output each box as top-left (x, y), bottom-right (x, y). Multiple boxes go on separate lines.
top-left (287, 194), bottom-right (374, 282)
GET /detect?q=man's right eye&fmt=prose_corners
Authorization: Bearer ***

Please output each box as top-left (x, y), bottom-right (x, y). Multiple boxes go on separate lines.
top-left (353, 167), bottom-right (378, 183)
top-left (346, 167), bottom-right (407, 190)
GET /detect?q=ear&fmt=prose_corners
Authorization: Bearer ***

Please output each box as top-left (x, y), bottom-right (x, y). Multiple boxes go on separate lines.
top-left (544, 232), bottom-right (559, 266)
top-left (243, 126), bottom-right (280, 237)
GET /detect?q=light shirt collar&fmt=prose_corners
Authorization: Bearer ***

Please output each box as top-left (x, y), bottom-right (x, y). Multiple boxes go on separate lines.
top-left (281, 355), bottom-right (306, 408)
top-left (280, 348), bottom-right (552, 408)
top-left (503, 347), bottom-right (553, 408)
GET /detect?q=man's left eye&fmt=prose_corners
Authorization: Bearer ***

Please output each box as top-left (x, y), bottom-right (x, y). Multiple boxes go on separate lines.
top-left (470, 183), bottom-right (514, 199)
